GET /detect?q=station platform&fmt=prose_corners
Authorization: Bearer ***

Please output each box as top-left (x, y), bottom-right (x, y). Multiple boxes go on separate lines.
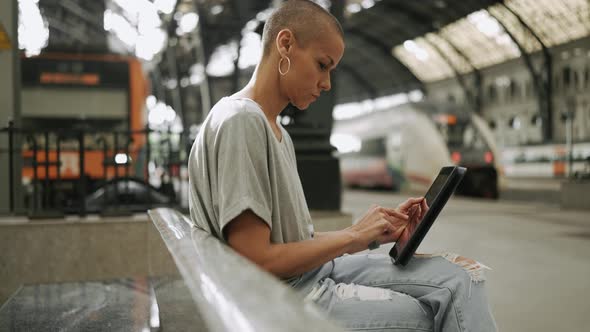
top-left (344, 189), bottom-right (590, 332)
top-left (1, 189), bottom-right (588, 331)
top-left (499, 176), bottom-right (562, 204)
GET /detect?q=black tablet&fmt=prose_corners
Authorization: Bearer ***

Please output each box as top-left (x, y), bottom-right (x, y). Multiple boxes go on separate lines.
top-left (389, 166), bottom-right (466, 266)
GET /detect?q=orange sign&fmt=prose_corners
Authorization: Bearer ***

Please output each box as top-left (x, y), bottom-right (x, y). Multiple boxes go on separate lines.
top-left (0, 23), bottom-right (11, 50)
top-left (40, 72), bottom-right (100, 85)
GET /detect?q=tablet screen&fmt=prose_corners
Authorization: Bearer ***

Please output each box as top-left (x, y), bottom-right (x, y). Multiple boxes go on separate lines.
top-left (395, 173), bottom-right (449, 253)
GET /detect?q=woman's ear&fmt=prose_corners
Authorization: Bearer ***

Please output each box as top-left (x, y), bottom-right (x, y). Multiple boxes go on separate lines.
top-left (275, 29), bottom-right (294, 57)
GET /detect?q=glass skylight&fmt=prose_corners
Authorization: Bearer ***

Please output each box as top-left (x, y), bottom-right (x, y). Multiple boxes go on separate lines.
top-left (503, 0), bottom-right (590, 47)
top-left (439, 9), bottom-right (521, 69)
top-left (389, 0), bottom-right (589, 83)
top-left (393, 38), bottom-right (454, 82)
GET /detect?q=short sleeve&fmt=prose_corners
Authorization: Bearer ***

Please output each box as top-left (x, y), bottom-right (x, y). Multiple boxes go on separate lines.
top-left (214, 112), bottom-right (273, 237)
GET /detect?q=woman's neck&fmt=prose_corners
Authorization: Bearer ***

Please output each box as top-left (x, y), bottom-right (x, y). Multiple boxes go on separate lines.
top-left (235, 59), bottom-right (289, 124)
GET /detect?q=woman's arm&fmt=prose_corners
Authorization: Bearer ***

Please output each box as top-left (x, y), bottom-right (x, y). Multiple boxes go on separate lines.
top-left (225, 203), bottom-right (418, 279)
top-left (312, 231), bottom-right (339, 239)
top-left (226, 210), bottom-right (355, 278)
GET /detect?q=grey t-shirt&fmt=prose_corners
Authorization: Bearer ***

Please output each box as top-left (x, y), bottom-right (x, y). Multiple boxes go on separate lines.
top-left (188, 96), bottom-right (313, 245)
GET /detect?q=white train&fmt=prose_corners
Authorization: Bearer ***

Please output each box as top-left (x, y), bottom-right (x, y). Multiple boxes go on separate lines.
top-left (332, 102), bottom-right (500, 198)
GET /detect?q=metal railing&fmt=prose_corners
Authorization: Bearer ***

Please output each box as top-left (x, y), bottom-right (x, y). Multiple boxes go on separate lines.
top-left (0, 121), bottom-right (192, 218)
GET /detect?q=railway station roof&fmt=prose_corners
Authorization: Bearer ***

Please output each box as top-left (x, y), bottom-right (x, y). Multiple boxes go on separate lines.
top-left (21, 0), bottom-right (590, 104)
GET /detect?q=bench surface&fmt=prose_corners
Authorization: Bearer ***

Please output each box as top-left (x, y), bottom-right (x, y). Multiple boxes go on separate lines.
top-left (149, 208), bottom-right (343, 332)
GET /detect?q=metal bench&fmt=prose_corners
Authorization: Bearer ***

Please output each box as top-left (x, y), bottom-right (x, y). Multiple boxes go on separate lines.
top-left (148, 208), bottom-right (343, 332)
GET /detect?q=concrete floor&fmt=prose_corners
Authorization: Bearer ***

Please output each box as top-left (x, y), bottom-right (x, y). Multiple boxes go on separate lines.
top-left (341, 189), bottom-right (590, 332)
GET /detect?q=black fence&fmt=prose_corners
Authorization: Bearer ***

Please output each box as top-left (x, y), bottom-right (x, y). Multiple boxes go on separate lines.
top-left (0, 121), bottom-right (192, 218)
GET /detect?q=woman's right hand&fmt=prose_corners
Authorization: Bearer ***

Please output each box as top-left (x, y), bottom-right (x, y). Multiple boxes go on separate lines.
top-left (345, 205), bottom-right (410, 253)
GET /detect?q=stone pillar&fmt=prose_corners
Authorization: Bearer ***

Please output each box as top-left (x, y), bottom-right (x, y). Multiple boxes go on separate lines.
top-left (284, 2), bottom-right (344, 211)
top-left (0, 0), bottom-right (22, 214)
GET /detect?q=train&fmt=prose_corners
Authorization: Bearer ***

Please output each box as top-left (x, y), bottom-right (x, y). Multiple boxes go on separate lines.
top-left (332, 102), bottom-right (500, 198)
top-left (19, 53), bottom-right (152, 211)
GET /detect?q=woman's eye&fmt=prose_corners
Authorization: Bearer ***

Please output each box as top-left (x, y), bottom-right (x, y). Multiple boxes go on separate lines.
top-left (318, 62), bottom-right (327, 70)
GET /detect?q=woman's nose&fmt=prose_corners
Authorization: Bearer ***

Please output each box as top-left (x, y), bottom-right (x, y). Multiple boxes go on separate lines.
top-left (319, 75), bottom-right (331, 92)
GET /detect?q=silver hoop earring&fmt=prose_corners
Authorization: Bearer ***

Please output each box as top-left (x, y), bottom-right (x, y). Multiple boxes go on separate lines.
top-left (278, 56), bottom-right (291, 76)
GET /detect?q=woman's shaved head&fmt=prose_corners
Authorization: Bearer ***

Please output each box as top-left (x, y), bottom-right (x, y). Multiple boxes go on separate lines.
top-left (261, 0), bottom-right (344, 58)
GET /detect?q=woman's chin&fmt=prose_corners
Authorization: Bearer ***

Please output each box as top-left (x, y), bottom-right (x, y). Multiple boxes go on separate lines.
top-left (295, 100), bottom-right (312, 110)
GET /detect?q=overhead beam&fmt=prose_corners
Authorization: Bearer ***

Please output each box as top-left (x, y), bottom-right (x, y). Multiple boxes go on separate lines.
top-left (344, 27), bottom-right (422, 87)
top-left (382, 1), bottom-right (484, 113)
top-left (45, 16), bottom-right (89, 44)
top-left (498, 2), bottom-right (553, 142)
top-left (487, 9), bottom-right (552, 141)
top-left (339, 63), bottom-right (378, 100)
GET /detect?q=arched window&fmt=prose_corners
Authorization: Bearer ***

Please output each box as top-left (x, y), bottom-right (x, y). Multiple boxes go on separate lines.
top-left (509, 80), bottom-right (519, 99)
top-left (531, 114), bottom-right (542, 127)
top-left (509, 116), bottom-right (521, 130)
top-left (447, 93), bottom-right (455, 103)
top-left (488, 119), bottom-right (497, 130)
top-left (488, 85), bottom-right (497, 103)
top-left (563, 66), bottom-right (572, 89)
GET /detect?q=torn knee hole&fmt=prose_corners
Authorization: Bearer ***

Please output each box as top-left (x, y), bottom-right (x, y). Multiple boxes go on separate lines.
top-left (421, 252), bottom-right (491, 283)
top-left (334, 283), bottom-right (406, 301)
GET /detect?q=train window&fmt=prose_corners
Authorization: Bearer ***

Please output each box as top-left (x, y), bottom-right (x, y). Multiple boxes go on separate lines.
top-left (573, 71), bottom-right (579, 89)
top-left (488, 120), bottom-right (496, 130)
top-left (436, 121), bottom-right (486, 150)
top-left (359, 138), bottom-right (385, 156)
top-left (585, 67), bottom-right (589, 87)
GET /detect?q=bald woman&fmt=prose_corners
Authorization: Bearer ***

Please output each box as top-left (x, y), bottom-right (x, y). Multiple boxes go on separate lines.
top-left (188, 1), bottom-right (497, 331)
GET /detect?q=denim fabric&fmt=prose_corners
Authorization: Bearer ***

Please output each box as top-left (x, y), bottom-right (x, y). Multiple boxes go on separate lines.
top-left (293, 254), bottom-right (497, 332)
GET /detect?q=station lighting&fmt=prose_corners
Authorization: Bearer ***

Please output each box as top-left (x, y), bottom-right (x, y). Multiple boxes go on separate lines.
top-left (146, 97), bottom-right (177, 128)
top-left (178, 12), bottom-right (199, 35)
top-left (313, 0), bottom-right (332, 9)
top-left (18, 0), bottom-right (49, 57)
top-left (146, 95), bottom-right (157, 109)
top-left (206, 42), bottom-right (238, 77)
top-left (239, 32), bottom-right (263, 69)
top-left (189, 63), bottom-right (205, 85)
top-left (205, 29), bottom-right (263, 77)
top-left (114, 153), bottom-right (129, 165)
top-left (346, 3), bottom-right (362, 14)
top-left (484, 151), bottom-right (494, 164)
top-left (210, 5), bottom-right (224, 16)
top-left (135, 28), bottom-right (167, 61)
top-left (104, 10), bottom-right (138, 47)
top-left (103, 0), bottom-right (168, 61)
top-left (179, 77), bottom-right (190, 88)
top-left (361, 0), bottom-right (375, 9)
top-left (153, 0), bottom-right (177, 15)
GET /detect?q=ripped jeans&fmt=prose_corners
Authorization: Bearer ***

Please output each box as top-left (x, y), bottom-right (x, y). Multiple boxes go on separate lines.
top-left (292, 254), bottom-right (497, 332)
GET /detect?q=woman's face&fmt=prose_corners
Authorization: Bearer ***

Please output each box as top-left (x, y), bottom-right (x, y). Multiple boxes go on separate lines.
top-left (279, 29), bottom-right (345, 110)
